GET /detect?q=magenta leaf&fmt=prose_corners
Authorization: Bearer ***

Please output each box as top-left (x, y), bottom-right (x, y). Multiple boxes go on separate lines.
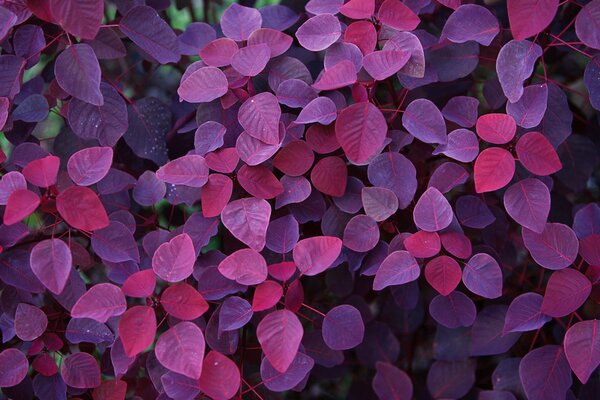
top-left (220, 3), bottom-right (262, 41)
top-left (67, 147), bottom-right (113, 186)
top-left (425, 256), bottom-right (462, 296)
top-left (118, 306), bottom-right (156, 357)
top-left (311, 156), bottom-right (348, 197)
top-left (200, 38), bottom-right (238, 67)
top-left (198, 351), bottom-right (241, 400)
top-left (402, 99), bottom-right (447, 144)
top-left (0, 349), bottom-right (28, 388)
top-left (413, 187), bottom-right (453, 232)
top-left (363, 50), bottom-right (411, 81)
top-left (564, 319), bottom-right (600, 384)
top-left (155, 321), bottom-right (205, 379)
top-left (339, 0), bottom-right (374, 19)
top-left (238, 92), bottom-right (281, 145)
top-left (503, 292), bottom-right (551, 333)
top-left (507, 0), bottom-right (558, 41)
top-left (161, 283), bottom-right (208, 320)
top-left (238, 164), bottom-right (284, 199)
top-left (429, 291), bottom-right (477, 328)
top-left (296, 14), bottom-right (341, 52)
top-left (336, 102), bottom-right (387, 164)
top-left (293, 236), bottom-right (342, 276)
top-left (373, 250), bottom-right (420, 290)
top-left (256, 309), bottom-right (303, 373)
top-left (218, 248), bottom-right (268, 285)
top-left (221, 197), bottom-right (271, 251)
top-left (522, 223), bottom-right (578, 270)
top-left (71, 283), bottom-right (126, 322)
top-left (463, 253), bottom-right (503, 299)
top-left (51, 0), bottom-right (102, 40)
top-left (312, 59), bottom-right (358, 91)
top-left (515, 131), bottom-right (562, 176)
top-left (252, 281), bottom-right (284, 312)
top-left (122, 269), bottom-right (156, 298)
top-left (474, 148), bottom-right (515, 193)
top-left (377, 0), bottom-right (420, 31)
top-left (119, 6), bottom-right (179, 64)
top-left (156, 155), bottom-right (209, 188)
top-left (343, 215), bottom-right (380, 252)
top-left (15, 303), bottom-right (47, 341)
top-left (30, 239), bottom-right (72, 295)
top-left (475, 113), bottom-right (516, 144)
top-left (541, 268), bottom-right (591, 317)
top-left (248, 28), bottom-right (293, 57)
top-left (22, 155), bottom-right (60, 188)
top-left (295, 97), bottom-right (337, 125)
top-left (503, 178), bottom-right (550, 234)
top-left (60, 352), bottom-right (101, 389)
top-left (372, 362), bottom-right (413, 400)
top-left (519, 345), bottom-right (572, 400)
top-left (152, 233), bottom-right (195, 282)
top-left (231, 44), bottom-right (270, 77)
top-left (56, 186), bottom-right (109, 232)
top-left (55, 44), bottom-right (103, 106)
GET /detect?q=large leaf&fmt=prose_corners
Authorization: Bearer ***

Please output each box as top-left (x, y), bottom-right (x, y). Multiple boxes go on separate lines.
top-left (178, 66), bottom-right (228, 103)
top-left (296, 14), bottom-right (341, 51)
top-left (507, 0), bottom-right (559, 41)
top-left (322, 305), bottom-right (365, 350)
top-left (441, 5), bottom-right (499, 46)
top-left (413, 187), bottom-right (453, 232)
top-left (463, 253), bottom-right (502, 299)
top-left (50, 0), bottom-right (103, 40)
top-left (503, 179), bottom-right (550, 234)
top-left (336, 102), bottom-right (387, 164)
top-left (564, 319), bottom-right (600, 384)
top-left (155, 322), bottom-right (205, 379)
top-left (123, 97), bottom-right (170, 165)
top-left (293, 236), bottom-right (342, 276)
top-left (373, 250), bottom-right (420, 290)
top-left (60, 353), bottom-right (101, 389)
top-left (71, 283), bottom-right (127, 322)
top-left (152, 233), bottom-right (195, 282)
top-left (55, 44), bottom-right (103, 106)
top-left (220, 3), bottom-right (262, 41)
top-left (56, 186), bottom-right (109, 232)
top-left (0, 349), bottom-right (28, 388)
top-left (496, 40), bottom-right (542, 103)
top-left (503, 293), bottom-right (551, 333)
top-left (218, 248), bottom-right (268, 285)
top-left (519, 345), bottom-right (572, 400)
top-left (67, 147), bottom-right (113, 186)
top-left (221, 197), bottom-right (271, 251)
top-left (474, 148), bottom-right (515, 193)
top-left (30, 239), bottom-right (72, 295)
top-left (541, 268), bottom-right (591, 317)
top-left (238, 93), bottom-right (281, 145)
top-left (522, 223), bottom-right (578, 270)
top-left (118, 306), bottom-right (156, 357)
top-left (256, 310), bottom-right (303, 373)
top-left (402, 99), bottom-right (447, 144)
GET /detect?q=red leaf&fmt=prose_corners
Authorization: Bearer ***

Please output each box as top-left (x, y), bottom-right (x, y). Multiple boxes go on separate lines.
top-left (56, 186), bottom-right (109, 231)
top-left (161, 283), bottom-right (209, 320)
top-left (474, 147), bottom-right (515, 193)
top-left (256, 310), bottom-right (303, 373)
top-left (22, 155), bottom-right (60, 187)
top-left (118, 306), bottom-right (156, 357)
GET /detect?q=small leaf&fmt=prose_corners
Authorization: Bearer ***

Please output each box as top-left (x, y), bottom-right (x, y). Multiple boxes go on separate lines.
top-left (55, 44), bottom-right (103, 106)
top-left (118, 306), bottom-right (156, 357)
top-left (152, 233), bottom-right (195, 282)
top-left (322, 305), bottom-right (365, 350)
top-left (155, 322), bottom-right (205, 379)
top-left (256, 310), bottom-right (303, 373)
top-left (71, 283), bottom-right (127, 322)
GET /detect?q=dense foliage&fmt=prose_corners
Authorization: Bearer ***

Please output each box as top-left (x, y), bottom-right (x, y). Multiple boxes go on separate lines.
top-left (0, 0), bottom-right (599, 399)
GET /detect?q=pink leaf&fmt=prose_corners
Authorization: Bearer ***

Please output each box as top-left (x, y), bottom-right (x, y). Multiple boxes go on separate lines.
top-left (15, 303), bottom-right (47, 341)
top-left (507, 0), bottom-right (559, 41)
top-left (22, 155), bottom-right (60, 187)
top-left (377, 0), bottom-right (420, 31)
top-left (198, 351), bottom-right (241, 400)
top-left (118, 306), bottom-right (156, 357)
top-left (564, 320), bottom-right (600, 384)
top-left (71, 283), bottom-right (127, 322)
top-left (310, 156), bottom-right (348, 197)
top-left (177, 66), bottom-right (228, 103)
top-left (67, 147), bottom-right (113, 186)
top-left (161, 283), bottom-right (209, 320)
top-left (155, 321), bottom-right (205, 379)
top-left (252, 281), bottom-right (283, 312)
top-left (218, 248), bottom-right (268, 285)
top-left (474, 148), bottom-right (515, 193)
top-left (475, 113), bottom-right (516, 144)
top-left (336, 102), bottom-right (387, 164)
top-left (152, 233), bottom-right (195, 282)
top-left (156, 155), bottom-right (209, 188)
top-left (50, 0), bottom-right (102, 39)
top-left (339, 0), bottom-right (374, 19)
top-left (56, 186), bottom-right (109, 231)
top-left (256, 310), bottom-right (303, 373)
top-left (30, 239), bottom-right (72, 295)
top-left (0, 349), bottom-right (28, 388)
top-left (425, 255), bottom-right (462, 296)
top-left (293, 236), bottom-right (343, 276)
top-left (373, 251), bottom-right (420, 290)
top-left (221, 197), bottom-right (271, 251)
top-left (516, 132), bottom-right (562, 176)
top-left (4, 189), bottom-right (39, 225)
top-left (60, 352), bottom-right (101, 389)
top-left (238, 93), bottom-right (281, 145)
top-left (121, 269), bottom-right (156, 298)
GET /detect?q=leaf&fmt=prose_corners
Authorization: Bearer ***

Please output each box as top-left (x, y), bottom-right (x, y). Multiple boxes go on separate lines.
top-left (293, 236), bottom-right (343, 276)
top-left (377, 0), bottom-right (420, 31)
top-left (252, 281), bottom-right (284, 312)
top-left (218, 248), bottom-right (268, 285)
top-left (55, 44), bottom-right (103, 106)
top-left (50, 0), bottom-right (103, 40)
top-left (238, 164), bottom-right (284, 199)
top-left (516, 132), bottom-right (562, 176)
top-left (66, 318), bottom-right (113, 344)
top-left (522, 223), bottom-right (578, 270)
top-left (60, 353), bottom-right (101, 389)
top-left (322, 305), bottom-right (365, 350)
top-left (541, 268), bottom-right (591, 317)
top-left (296, 14), bottom-right (341, 51)
top-left (503, 179), bottom-right (550, 233)
top-left (56, 186), bottom-right (109, 232)
top-left (336, 102), bottom-right (387, 164)
top-left (238, 93), bottom-right (281, 145)
top-left (248, 28), bottom-right (293, 58)
top-left (372, 362), bottom-right (413, 400)
top-left (152, 233), bottom-right (195, 282)
top-left (200, 38), bottom-right (238, 67)
top-left (121, 270), bottom-right (156, 298)
top-left (368, 152), bottom-right (417, 208)
top-left (22, 155), bottom-right (60, 187)
top-left (67, 147), bottom-right (113, 186)
top-left (266, 215), bottom-right (299, 254)
top-left (30, 239), bottom-right (72, 295)
top-left (12, 94), bottom-right (48, 122)
top-left (198, 351), bottom-right (241, 400)
top-left (118, 306), bottom-right (156, 357)
top-left (155, 322), bottom-right (205, 379)
top-left (373, 250), bottom-right (420, 290)
top-left (496, 40), bottom-right (542, 103)
top-left (363, 50), bottom-right (411, 81)
top-left (506, 84), bottom-right (548, 128)
top-left (71, 283), bottom-right (127, 322)
top-left (177, 66), bottom-right (228, 103)
top-left (362, 187), bottom-right (398, 222)
top-left (441, 5), bottom-right (499, 46)
top-left (124, 97), bottom-right (170, 165)
top-left (456, 195), bottom-right (496, 229)
top-left (474, 148), bottom-right (515, 193)
top-left (15, 303), bottom-right (47, 341)
top-left (256, 310), bottom-right (303, 373)
top-left (231, 44), bottom-right (271, 77)
top-left (296, 97), bottom-right (337, 125)
top-left (519, 345), bottom-right (572, 400)
top-left (441, 96), bottom-right (479, 127)
top-left (404, 231), bottom-right (441, 258)
top-left (564, 319), bottom-right (600, 384)
top-left (0, 349), bottom-right (28, 388)
top-left (260, 352), bottom-right (314, 392)
top-left (434, 128), bottom-right (479, 163)
top-left (119, 6), bottom-right (179, 64)
top-left (576, 0), bottom-right (600, 50)
top-left (427, 359), bottom-right (476, 399)
top-left (463, 253), bottom-right (503, 299)
top-left (220, 3), bottom-right (262, 41)
top-left (4, 189), bottom-right (39, 225)
top-left (503, 293), bottom-right (551, 333)
top-left (425, 256), bottom-right (462, 296)
top-left (413, 187), bottom-right (453, 232)
top-left (429, 291), bottom-right (477, 328)
top-left (310, 156), bottom-right (348, 197)
top-left (156, 155), bottom-right (209, 188)
top-left (219, 296), bottom-right (253, 331)
top-left (312, 60), bottom-right (358, 91)
top-left (476, 113), bottom-right (516, 144)
top-left (339, 0), bottom-right (374, 19)
top-left (507, 0), bottom-right (559, 41)
top-left (0, 8), bottom-right (16, 42)
top-left (221, 197), bottom-right (271, 252)
top-left (0, 55), bottom-right (24, 100)
top-left (402, 99), bottom-right (447, 144)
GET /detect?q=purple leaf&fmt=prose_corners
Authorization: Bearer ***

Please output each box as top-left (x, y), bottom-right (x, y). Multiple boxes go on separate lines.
top-left (238, 92), bottom-right (281, 145)
top-left (429, 291), bottom-right (477, 328)
top-left (373, 250), bottom-right (420, 290)
top-left (71, 283), bottom-right (127, 322)
top-left (221, 197), bottom-right (271, 252)
top-left (362, 187), bottom-right (398, 222)
top-left (402, 99), bottom-right (447, 144)
top-left (55, 44), bottom-right (103, 106)
top-left (522, 223), bottom-right (578, 270)
top-left (30, 239), bottom-right (72, 295)
top-left (133, 171), bottom-right (166, 206)
top-left (231, 44), bottom-right (271, 77)
top-left (51, 0), bottom-right (103, 40)
top-left (367, 152), bottom-right (416, 209)
top-left (433, 128), bottom-right (479, 163)
top-left (343, 215), bottom-right (380, 252)
top-left (306, 0), bottom-right (344, 15)
top-left (506, 84), bottom-right (548, 128)
top-left (564, 319), bottom-right (600, 384)
top-left (92, 221), bottom-right (139, 263)
top-left (60, 352), bottom-right (100, 389)
top-left (220, 3), bottom-right (262, 41)
top-left (413, 187), bottom-right (453, 232)
top-left (261, 351), bottom-right (314, 392)
top-left (296, 97), bottom-right (337, 125)
top-left (441, 4), bottom-right (499, 45)
top-left (178, 66), bottom-right (228, 103)
top-left (177, 22), bottom-right (215, 56)
top-left (441, 96), bottom-right (479, 128)
top-left (155, 322), bottom-right (205, 379)
top-left (119, 6), bottom-right (179, 64)
top-left (296, 14), bottom-right (341, 52)
top-left (66, 318), bottom-right (114, 344)
top-left (275, 175), bottom-right (311, 208)
top-left (363, 50), bottom-right (411, 81)
top-left (456, 195), bottom-right (496, 229)
top-left (496, 40), bottom-right (542, 103)
top-left (519, 345), bottom-right (572, 400)
top-left (248, 28), bottom-right (293, 57)
top-left (463, 253), bottom-right (502, 299)
top-left (427, 359), bottom-right (476, 399)
top-left (0, 8), bottom-right (16, 42)
top-left (507, 0), bottom-right (559, 41)
top-left (218, 248), bottom-right (268, 285)
top-left (312, 60), bottom-right (358, 91)
top-left (470, 305), bottom-right (520, 356)
top-left (67, 146), bottom-right (113, 186)
top-left (541, 268), bottom-right (591, 317)
top-left (219, 296), bottom-right (253, 332)
top-left (15, 303), bottom-right (47, 341)
top-left (259, 5), bottom-right (299, 31)
top-left (200, 38), bottom-right (238, 67)
top-left (257, 310), bottom-right (303, 373)
top-left (336, 102), bottom-right (387, 164)
top-left (276, 79), bottom-right (317, 108)
top-left (152, 233), bottom-right (195, 282)
top-left (372, 362), bottom-right (413, 400)
top-left (383, 31), bottom-right (425, 78)
top-left (504, 178), bottom-right (550, 234)
top-left (324, 43), bottom-right (363, 72)
top-left (322, 304), bottom-right (365, 350)
top-left (12, 94), bottom-right (48, 122)
top-left (0, 349), bottom-right (28, 387)
top-left (576, 1), bottom-right (600, 50)
top-left (124, 97), bottom-right (170, 165)
top-left (156, 155), bottom-right (208, 188)
top-left (0, 55), bottom-right (25, 100)
top-left (504, 292), bottom-right (551, 333)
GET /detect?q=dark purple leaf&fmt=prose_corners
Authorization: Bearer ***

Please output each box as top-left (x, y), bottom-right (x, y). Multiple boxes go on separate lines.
top-left (220, 3), bottom-right (262, 41)
top-left (373, 251), bottom-right (420, 290)
top-left (296, 14), bottom-right (341, 52)
top-left (55, 44), bottom-right (103, 106)
top-left (496, 40), bottom-right (542, 103)
top-left (541, 268), bottom-right (591, 317)
top-left (429, 291), bottom-right (476, 328)
top-left (441, 4), bottom-right (499, 45)
top-left (519, 345), bottom-right (572, 400)
top-left (504, 292), bottom-right (551, 333)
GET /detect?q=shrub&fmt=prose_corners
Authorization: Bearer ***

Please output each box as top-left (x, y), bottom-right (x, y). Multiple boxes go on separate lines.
top-left (0, 0), bottom-right (599, 399)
